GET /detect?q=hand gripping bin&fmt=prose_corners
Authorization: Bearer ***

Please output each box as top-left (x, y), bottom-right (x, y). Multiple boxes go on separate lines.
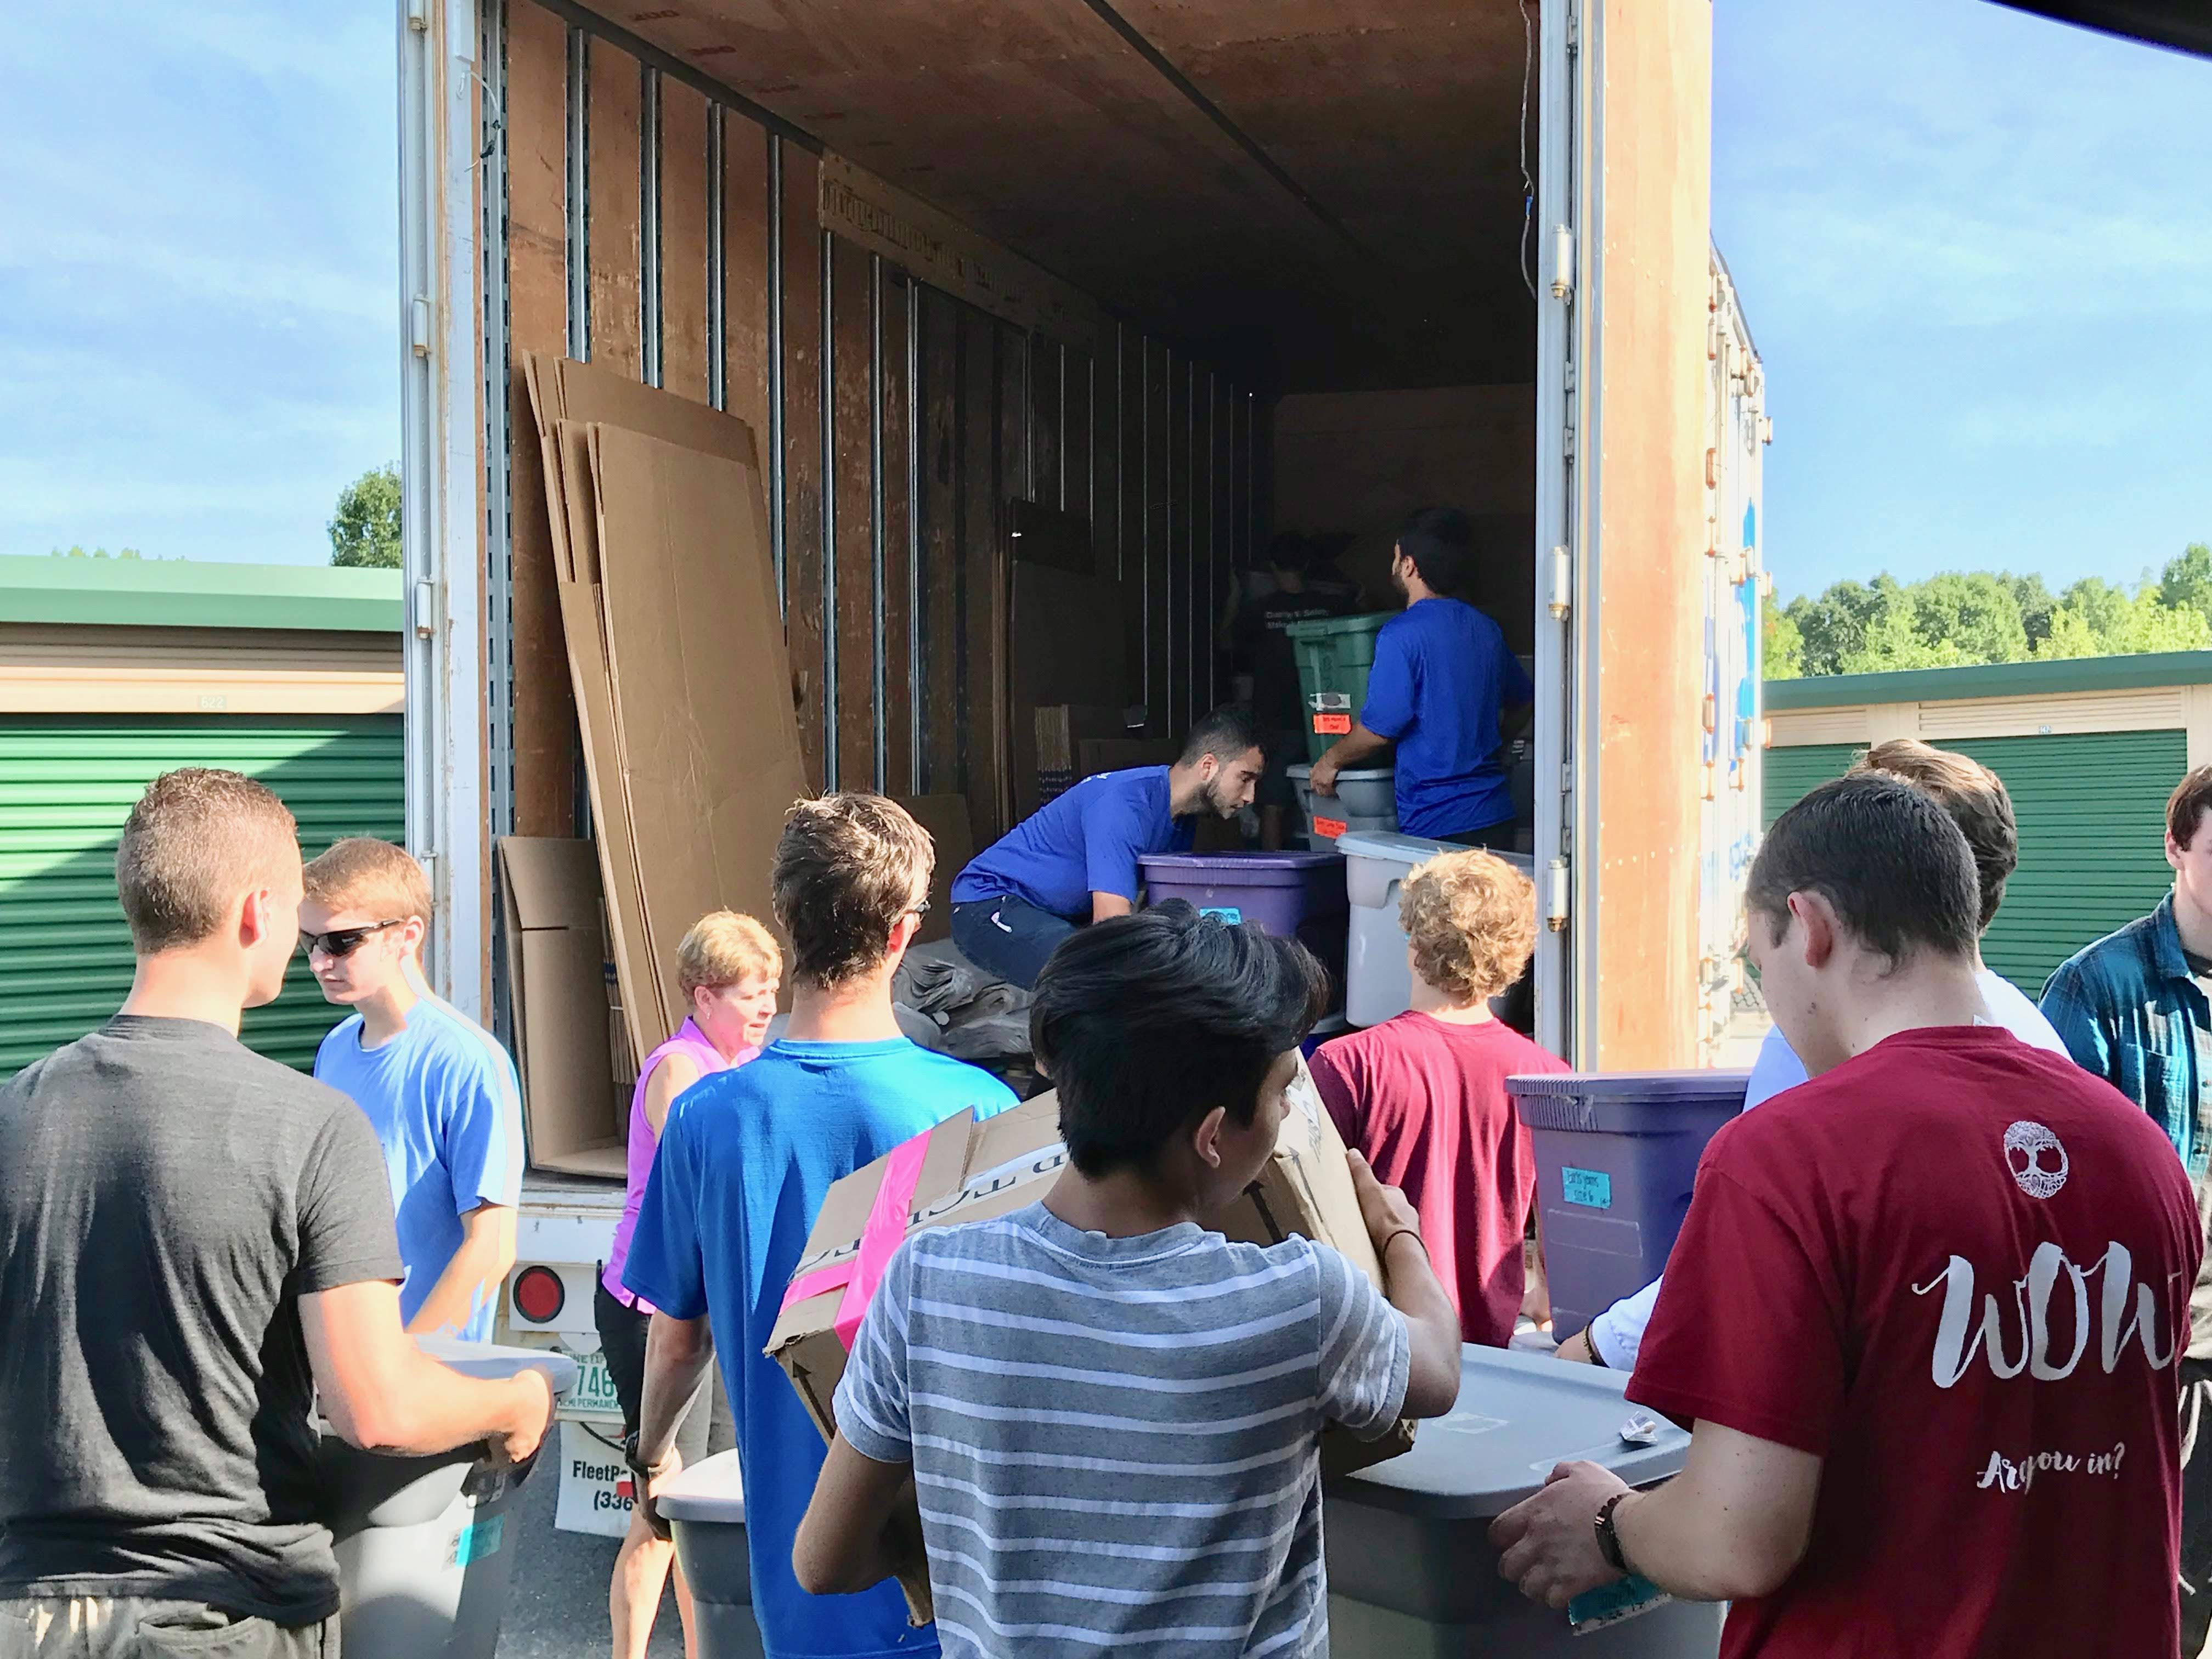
top-left (1336, 831), bottom-right (1533, 1029)
top-left (318, 1338), bottom-right (577, 1659)
top-left (658, 1450), bottom-right (765, 1659)
top-left (1505, 1071), bottom-right (1750, 1336)
top-left (1324, 1345), bottom-right (1722, 1657)
top-left (1286, 763), bottom-right (1397, 845)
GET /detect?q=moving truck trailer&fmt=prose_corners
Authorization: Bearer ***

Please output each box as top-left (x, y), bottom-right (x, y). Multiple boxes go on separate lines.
top-left (388, 0), bottom-right (1765, 1456)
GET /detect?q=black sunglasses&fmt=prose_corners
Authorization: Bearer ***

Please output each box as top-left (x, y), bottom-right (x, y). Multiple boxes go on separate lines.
top-left (299, 920), bottom-right (405, 960)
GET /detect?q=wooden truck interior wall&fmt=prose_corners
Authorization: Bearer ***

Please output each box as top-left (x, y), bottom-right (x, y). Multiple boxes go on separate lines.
top-left (498, 0), bottom-right (1262, 851)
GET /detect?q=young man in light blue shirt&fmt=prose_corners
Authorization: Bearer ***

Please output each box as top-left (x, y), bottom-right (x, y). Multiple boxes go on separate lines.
top-left (947, 706), bottom-right (1266, 988)
top-left (304, 837), bottom-right (522, 1343)
top-left (1308, 507), bottom-right (1533, 846)
top-left (627, 794), bottom-right (1018, 1659)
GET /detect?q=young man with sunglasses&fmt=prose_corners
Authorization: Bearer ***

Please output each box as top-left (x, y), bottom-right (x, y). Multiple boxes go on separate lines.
top-left (303, 837), bottom-right (523, 1343)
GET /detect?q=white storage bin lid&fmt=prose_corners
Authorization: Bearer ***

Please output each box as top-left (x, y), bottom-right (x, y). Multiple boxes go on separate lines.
top-left (656, 1448), bottom-right (746, 1523)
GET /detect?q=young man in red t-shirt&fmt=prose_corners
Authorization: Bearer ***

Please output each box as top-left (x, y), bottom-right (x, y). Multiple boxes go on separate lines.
top-left (1310, 849), bottom-right (1568, 1346)
top-left (1489, 773), bottom-right (2200, 1658)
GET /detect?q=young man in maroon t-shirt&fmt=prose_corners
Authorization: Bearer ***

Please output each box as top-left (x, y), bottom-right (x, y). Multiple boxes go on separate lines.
top-left (1310, 849), bottom-right (1568, 1346)
top-left (1490, 773), bottom-right (2200, 1658)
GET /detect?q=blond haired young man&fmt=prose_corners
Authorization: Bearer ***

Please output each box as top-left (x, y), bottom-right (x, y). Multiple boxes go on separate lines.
top-left (0, 771), bottom-right (551, 1659)
top-left (1309, 849), bottom-right (1568, 1346)
top-left (303, 837), bottom-right (523, 1342)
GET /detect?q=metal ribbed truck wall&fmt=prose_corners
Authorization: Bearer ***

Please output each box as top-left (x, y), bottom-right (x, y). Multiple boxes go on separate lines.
top-left (493, 0), bottom-right (1259, 854)
top-left (0, 716), bottom-right (404, 1076)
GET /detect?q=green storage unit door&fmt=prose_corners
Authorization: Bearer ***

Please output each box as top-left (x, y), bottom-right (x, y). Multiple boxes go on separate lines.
top-left (0, 715), bottom-right (405, 1079)
top-left (1760, 730), bottom-right (2185, 998)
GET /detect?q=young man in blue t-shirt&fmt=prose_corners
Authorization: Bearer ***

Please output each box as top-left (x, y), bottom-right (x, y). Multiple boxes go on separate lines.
top-left (304, 837), bottom-right (522, 1342)
top-left (624, 794), bottom-right (1017, 1659)
top-left (1308, 507), bottom-right (1533, 846)
top-left (947, 706), bottom-right (1266, 988)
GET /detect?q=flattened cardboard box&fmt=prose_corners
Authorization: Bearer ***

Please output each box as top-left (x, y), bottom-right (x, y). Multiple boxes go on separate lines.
top-left (496, 837), bottom-right (627, 1177)
top-left (766, 1058), bottom-right (1414, 1623)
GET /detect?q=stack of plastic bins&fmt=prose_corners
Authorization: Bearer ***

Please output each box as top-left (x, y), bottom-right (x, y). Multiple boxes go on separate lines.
top-left (1505, 1070), bottom-right (1750, 1335)
top-left (1338, 831), bottom-right (1533, 1028)
top-left (659, 1451), bottom-right (764, 1659)
top-left (1325, 1345), bottom-right (1721, 1657)
top-left (321, 1338), bottom-right (577, 1659)
top-left (1286, 613), bottom-right (1392, 762)
top-left (1137, 850), bottom-right (1349, 1000)
top-left (1286, 763), bottom-right (1396, 846)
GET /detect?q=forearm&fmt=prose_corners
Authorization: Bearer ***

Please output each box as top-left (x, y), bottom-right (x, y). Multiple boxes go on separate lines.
top-left (1382, 1231), bottom-right (1462, 1417)
top-left (370, 1359), bottom-right (538, 1457)
top-left (636, 1313), bottom-right (715, 1466)
top-left (1322, 725), bottom-right (1390, 770)
top-left (1610, 1462), bottom-right (1806, 1602)
top-left (407, 1212), bottom-right (517, 1336)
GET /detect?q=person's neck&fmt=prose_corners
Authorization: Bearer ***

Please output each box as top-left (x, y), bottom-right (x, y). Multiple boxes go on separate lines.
top-left (356, 970), bottom-right (421, 1048)
top-left (2174, 883), bottom-right (2212, 962)
top-left (1409, 980), bottom-right (1494, 1026)
top-left (1166, 761), bottom-right (1210, 818)
top-left (118, 951), bottom-right (249, 1036)
top-left (1829, 953), bottom-right (1990, 1066)
top-left (1042, 1165), bottom-right (1198, 1240)
top-left (786, 973), bottom-right (906, 1042)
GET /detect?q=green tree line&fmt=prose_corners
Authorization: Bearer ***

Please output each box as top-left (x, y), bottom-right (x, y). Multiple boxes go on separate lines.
top-left (1767, 543), bottom-right (2212, 679)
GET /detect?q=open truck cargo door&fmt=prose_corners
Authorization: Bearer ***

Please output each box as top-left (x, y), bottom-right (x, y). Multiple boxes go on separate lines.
top-left (1537, 0), bottom-right (1724, 1069)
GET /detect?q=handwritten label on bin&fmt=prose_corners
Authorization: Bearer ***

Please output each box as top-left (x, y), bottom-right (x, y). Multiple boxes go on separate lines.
top-left (1561, 1166), bottom-right (1613, 1210)
top-left (1199, 906), bottom-right (1244, 924)
top-left (1312, 816), bottom-right (1347, 840)
top-left (1313, 713), bottom-right (1352, 736)
top-left (1568, 1573), bottom-right (1671, 1632)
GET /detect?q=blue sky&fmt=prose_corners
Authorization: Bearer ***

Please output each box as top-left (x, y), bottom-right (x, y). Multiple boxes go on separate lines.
top-left (1716, 0), bottom-right (2212, 600)
top-left (0, 3), bottom-right (2203, 592)
top-left (0, 4), bottom-right (400, 566)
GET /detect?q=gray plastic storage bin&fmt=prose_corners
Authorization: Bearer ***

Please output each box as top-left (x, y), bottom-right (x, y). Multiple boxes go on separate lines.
top-left (1288, 762), bottom-right (1397, 822)
top-left (1325, 1346), bottom-right (1722, 1656)
top-left (658, 1451), bottom-right (766, 1659)
top-left (320, 1338), bottom-right (576, 1659)
top-left (1339, 831), bottom-right (1532, 1028)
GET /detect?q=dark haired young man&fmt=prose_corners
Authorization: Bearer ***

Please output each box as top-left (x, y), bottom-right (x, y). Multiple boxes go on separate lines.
top-left (1493, 773), bottom-right (2198, 1657)
top-left (949, 706), bottom-right (1266, 988)
top-left (792, 904), bottom-right (1462, 1657)
top-left (623, 793), bottom-right (1014, 1659)
top-left (2042, 761), bottom-right (2212, 1650)
top-left (1307, 506), bottom-right (1532, 848)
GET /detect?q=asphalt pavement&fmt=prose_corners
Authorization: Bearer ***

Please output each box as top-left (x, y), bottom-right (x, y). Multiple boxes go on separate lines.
top-left (500, 1454), bottom-right (685, 1659)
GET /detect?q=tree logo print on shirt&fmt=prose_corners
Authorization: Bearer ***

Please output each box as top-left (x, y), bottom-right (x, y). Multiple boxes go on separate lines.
top-left (2003, 1122), bottom-right (2069, 1199)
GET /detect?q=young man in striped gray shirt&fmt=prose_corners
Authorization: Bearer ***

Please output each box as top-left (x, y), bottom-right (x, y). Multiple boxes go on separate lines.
top-left (794, 902), bottom-right (1463, 1655)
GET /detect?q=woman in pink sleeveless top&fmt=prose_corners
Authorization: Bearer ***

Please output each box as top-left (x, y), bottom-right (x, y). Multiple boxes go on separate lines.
top-left (594, 912), bottom-right (780, 1659)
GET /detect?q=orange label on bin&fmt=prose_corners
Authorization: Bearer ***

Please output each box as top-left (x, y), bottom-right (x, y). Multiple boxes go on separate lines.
top-left (1313, 713), bottom-right (1352, 736)
top-left (1313, 816), bottom-right (1348, 839)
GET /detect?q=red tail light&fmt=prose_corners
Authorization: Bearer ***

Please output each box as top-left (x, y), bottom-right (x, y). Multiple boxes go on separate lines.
top-left (513, 1265), bottom-right (565, 1324)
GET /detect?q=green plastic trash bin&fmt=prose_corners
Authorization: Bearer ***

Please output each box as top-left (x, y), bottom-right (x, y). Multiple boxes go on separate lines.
top-left (320, 1336), bottom-right (576, 1659)
top-left (659, 1451), bottom-right (766, 1659)
top-left (1325, 1345), bottom-right (1722, 1656)
top-left (1287, 612), bottom-right (1393, 763)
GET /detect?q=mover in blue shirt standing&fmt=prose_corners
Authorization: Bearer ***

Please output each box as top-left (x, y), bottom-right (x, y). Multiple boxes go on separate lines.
top-left (623, 794), bottom-right (1017, 1659)
top-left (1307, 507), bottom-right (1534, 847)
top-left (947, 706), bottom-right (1267, 988)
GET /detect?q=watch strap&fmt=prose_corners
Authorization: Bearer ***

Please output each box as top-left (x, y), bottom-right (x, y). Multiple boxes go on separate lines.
top-left (1594, 1491), bottom-right (1633, 1574)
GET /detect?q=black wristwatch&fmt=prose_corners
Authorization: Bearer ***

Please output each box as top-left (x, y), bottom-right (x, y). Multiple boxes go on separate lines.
top-left (1594, 1491), bottom-right (1633, 1575)
top-left (622, 1429), bottom-right (656, 1487)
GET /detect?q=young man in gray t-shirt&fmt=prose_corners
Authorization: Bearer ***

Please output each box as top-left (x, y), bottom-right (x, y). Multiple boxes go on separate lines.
top-left (0, 770), bottom-right (555, 1658)
top-left (793, 903), bottom-right (1463, 1657)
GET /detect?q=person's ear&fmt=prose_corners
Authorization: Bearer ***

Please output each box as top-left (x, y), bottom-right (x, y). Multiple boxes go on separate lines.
top-left (2169, 832), bottom-right (2185, 873)
top-left (1790, 891), bottom-right (1838, 969)
top-left (402, 916), bottom-right (427, 960)
top-left (238, 888), bottom-right (274, 951)
top-left (1191, 1105), bottom-right (1228, 1171)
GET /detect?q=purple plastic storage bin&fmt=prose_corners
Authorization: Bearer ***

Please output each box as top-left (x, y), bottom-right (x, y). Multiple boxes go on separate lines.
top-left (1505, 1069), bottom-right (1750, 1338)
top-left (1137, 851), bottom-right (1348, 1002)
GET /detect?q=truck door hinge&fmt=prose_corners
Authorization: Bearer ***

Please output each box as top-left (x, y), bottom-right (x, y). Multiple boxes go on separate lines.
top-left (1547, 545), bottom-right (1572, 619)
top-left (412, 580), bottom-right (439, 640)
top-left (1560, 762), bottom-right (1573, 798)
top-left (1545, 859), bottom-right (1571, 932)
top-left (410, 296), bottom-right (434, 358)
top-left (1549, 226), bottom-right (1575, 302)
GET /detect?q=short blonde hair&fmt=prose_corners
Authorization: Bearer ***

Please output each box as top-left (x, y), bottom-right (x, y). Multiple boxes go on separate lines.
top-left (302, 838), bottom-right (433, 938)
top-left (1398, 849), bottom-right (1538, 1002)
top-left (115, 769), bottom-right (300, 952)
top-left (677, 911), bottom-right (782, 997)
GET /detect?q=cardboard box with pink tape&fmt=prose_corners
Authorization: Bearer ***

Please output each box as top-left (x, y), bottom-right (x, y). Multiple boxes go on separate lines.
top-left (764, 1056), bottom-right (1417, 1624)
